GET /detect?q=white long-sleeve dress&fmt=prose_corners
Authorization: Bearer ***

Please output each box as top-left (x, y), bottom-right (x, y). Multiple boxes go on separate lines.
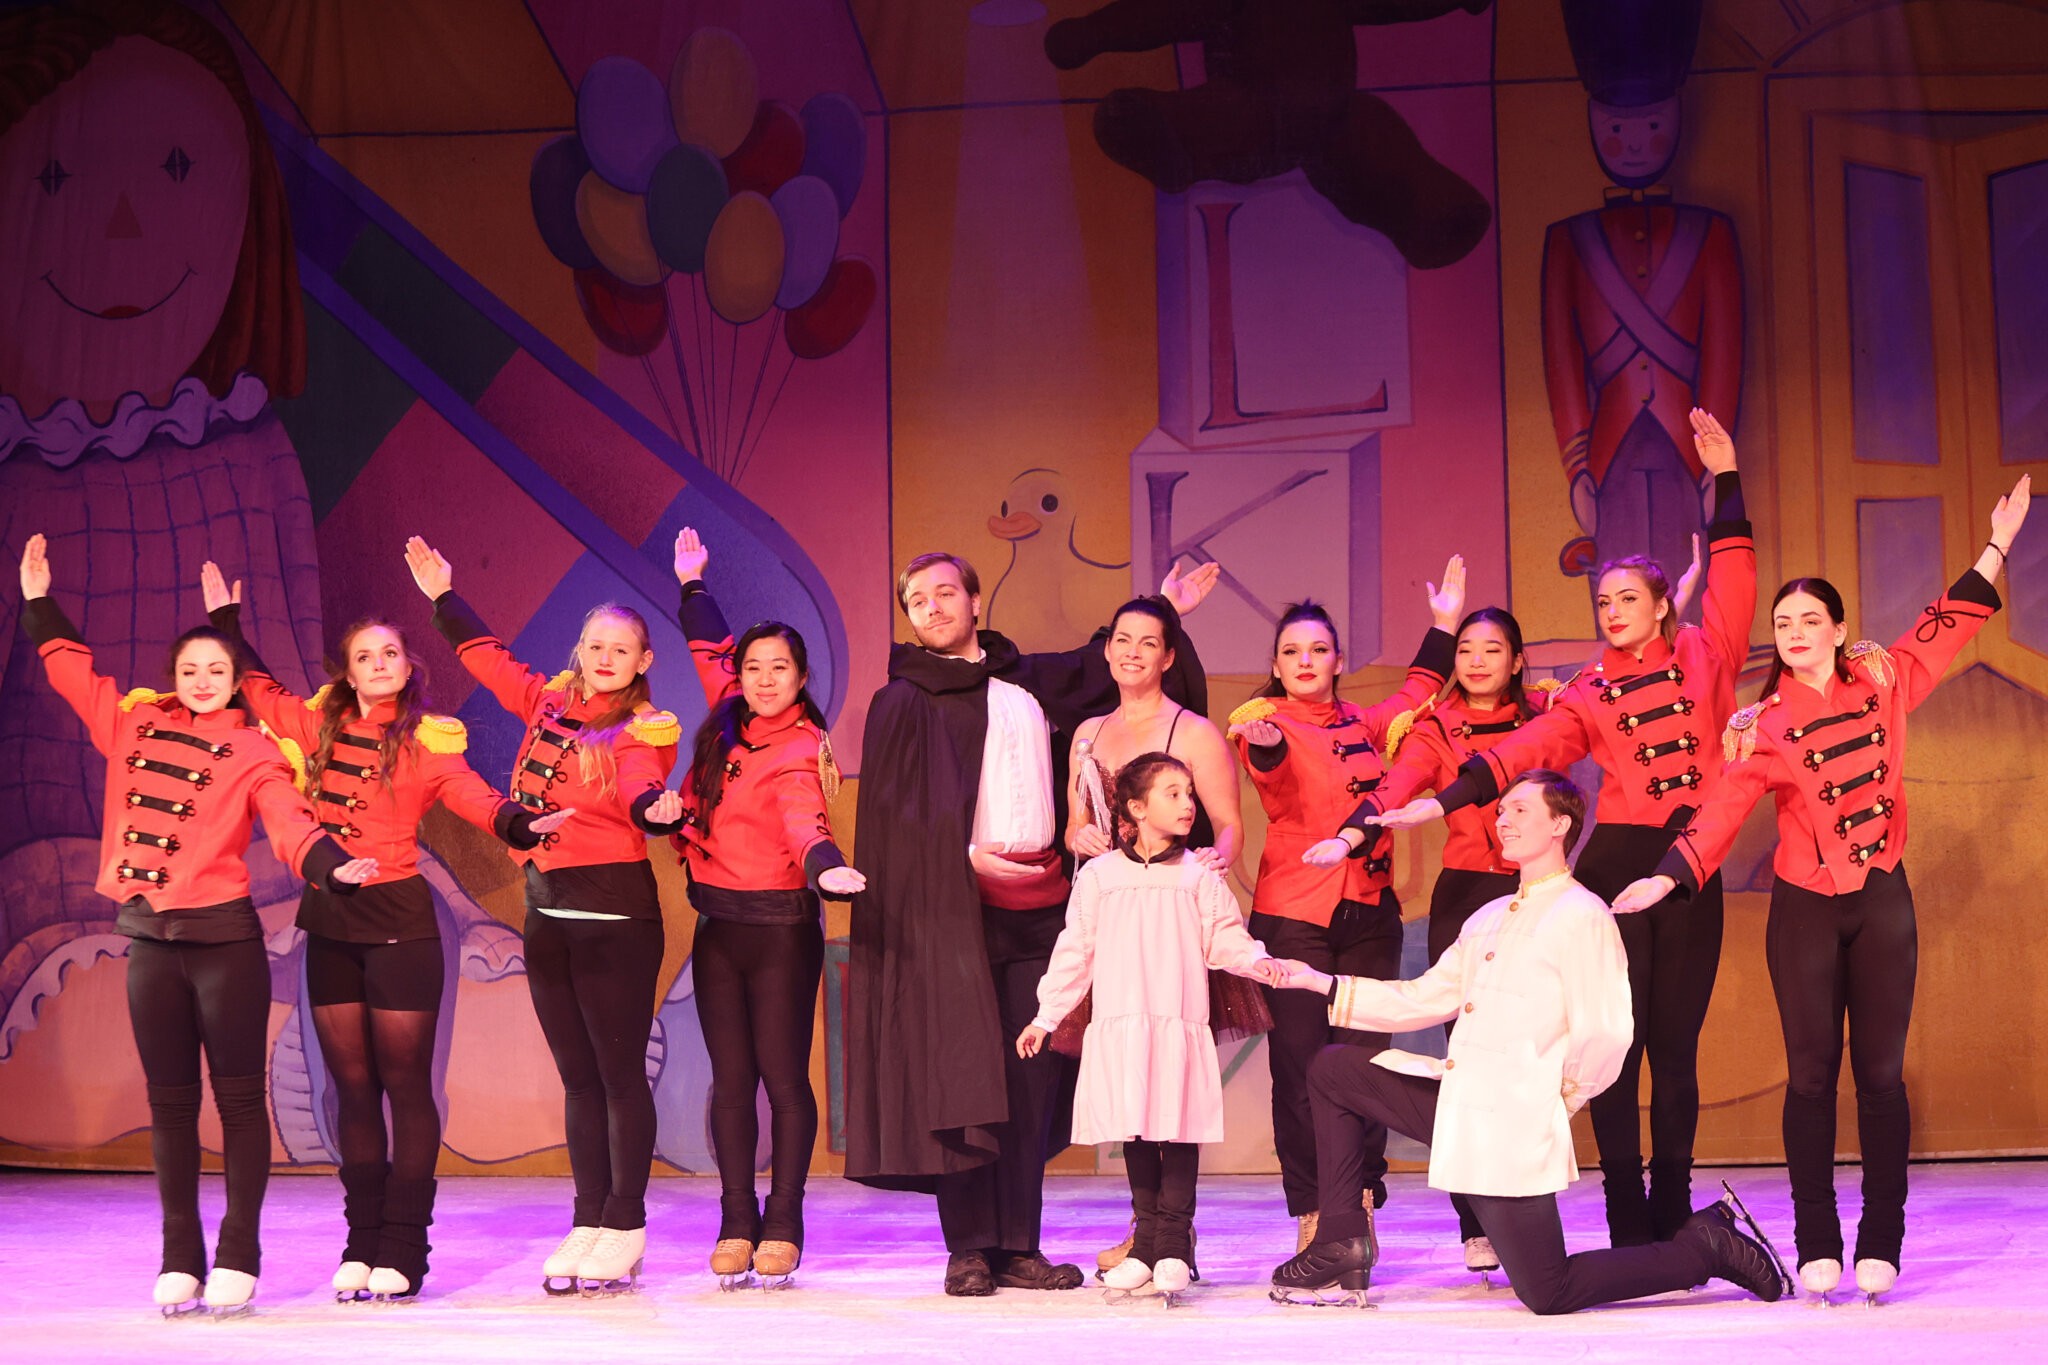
top-left (1031, 848), bottom-right (1271, 1145)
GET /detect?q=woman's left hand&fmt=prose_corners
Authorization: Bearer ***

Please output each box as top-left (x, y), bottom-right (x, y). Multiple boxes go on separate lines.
top-left (529, 808), bottom-right (577, 836)
top-left (1691, 407), bottom-right (1737, 475)
top-left (333, 857), bottom-right (381, 885)
top-left (645, 790), bottom-right (685, 826)
top-left (1188, 845), bottom-right (1229, 873)
top-left (1427, 554), bottom-right (1467, 629)
top-left (1991, 473), bottom-right (2032, 549)
top-left (819, 865), bottom-right (867, 895)
top-left (1159, 558), bottom-right (1222, 616)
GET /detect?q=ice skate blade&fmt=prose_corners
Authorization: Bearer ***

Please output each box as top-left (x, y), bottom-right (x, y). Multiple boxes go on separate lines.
top-left (204, 1302), bottom-right (256, 1321)
top-left (158, 1300), bottom-right (205, 1319)
top-left (1269, 1287), bottom-right (1373, 1309)
top-left (717, 1271), bottom-right (756, 1291)
top-left (368, 1292), bottom-right (418, 1305)
top-left (1718, 1180), bottom-right (1798, 1299)
top-left (542, 1275), bottom-right (581, 1297)
top-left (758, 1274), bottom-right (797, 1291)
top-left (1807, 1292), bottom-right (1838, 1308)
top-left (334, 1289), bottom-right (372, 1304)
top-left (577, 1259), bottom-right (645, 1297)
top-left (1863, 1292), bottom-right (1887, 1308)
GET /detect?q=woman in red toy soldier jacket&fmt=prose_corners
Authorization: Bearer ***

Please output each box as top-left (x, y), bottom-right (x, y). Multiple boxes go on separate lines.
top-left (1300, 604), bottom-right (1552, 1275)
top-left (17, 535), bottom-right (376, 1318)
top-left (1366, 409), bottom-right (1754, 1247)
top-left (649, 529), bottom-right (862, 1289)
top-left (404, 536), bottom-right (681, 1296)
top-left (1225, 557), bottom-right (1466, 1254)
top-left (201, 564), bottom-right (571, 1303)
top-left (1612, 475), bottom-right (2031, 1304)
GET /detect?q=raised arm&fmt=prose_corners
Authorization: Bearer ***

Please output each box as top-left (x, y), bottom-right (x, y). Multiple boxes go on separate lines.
top-left (673, 527), bottom-right (740, 708)
top-left (203, 569), bottom-right (319, 748)
top-left (1354, 555), bottom-right (1463, 737)
top-left (1886, 475), bottom-right (2028, 712)
top-left (1692, 408), bottom-right (1758, 674)
top-left (1011, 560), bottom-right (1218, 731)
top-left (407, 536), bottom-right (551, 721)
top-left (20, 535), bottom-right (121, 753)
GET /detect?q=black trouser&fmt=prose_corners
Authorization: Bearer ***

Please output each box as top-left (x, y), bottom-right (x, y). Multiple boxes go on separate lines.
top-left (936, 902), bottom-right (1073, 1255)
top-left (1576, 823), bottom-right (1724, 1239)
top-left (1251, 893), bottom-right (1404, 1217)
top-left (125, 936), bottom-right (272, 1277)
top-left (1428, 868), bottom-right (1518, 1244)
top-left (1123, 1140), bottom-right (1198, 1265)
top-left (523, 911), bottom-right (665, 1230)
top-left (693, 914), bottom-right (826, 1245)
top-left (1767, 864), bottom-right (1916, 1269)
top-left (1309, 1048), bottom-right (1711, 1314)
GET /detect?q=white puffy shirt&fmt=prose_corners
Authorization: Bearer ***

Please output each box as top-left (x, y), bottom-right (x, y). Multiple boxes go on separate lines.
top-left (969, 674), bottom-right (1055, 853)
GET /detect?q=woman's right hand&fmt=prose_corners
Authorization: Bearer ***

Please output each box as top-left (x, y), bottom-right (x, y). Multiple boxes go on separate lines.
top-left (19, 533), bottom-right (50, 599)
top-left (674, 526), bottom-right (709, 584)
top-left (334, 856), bottom-right (381, 885)
top-left (1227, 718), bottom-right (1282, 748)
top-left (1067, 822), bottom-right (1112, 859)
top-left (645, 790), bottom-right (685, 826)
top-left (404, 536), bottom-right (453, 599)
top-left (1359, 797), bottom-right (1444, 830)
top-left (1300, 837), bottom-right (1353, 869)
top-left (1610, 875), bottom-right (1676, 915)
top-left (200, 561), bottom-right (242, 613)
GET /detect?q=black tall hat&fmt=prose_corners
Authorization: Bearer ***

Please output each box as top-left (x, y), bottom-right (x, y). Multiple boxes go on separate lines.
top-left (1560, 0), bottom-right (1704, 108)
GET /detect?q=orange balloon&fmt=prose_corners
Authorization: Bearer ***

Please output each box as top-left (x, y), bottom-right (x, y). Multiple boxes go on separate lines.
top-left (670, 28), bottom-right (758, 159)
top-left (704, 192), bottom-right (785, 325)
top-left (575, 173), bottom-right (667, 286)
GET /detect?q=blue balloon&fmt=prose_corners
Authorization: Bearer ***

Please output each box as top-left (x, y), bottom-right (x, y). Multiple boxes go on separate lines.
top-left (531, 135), bottom-right (597, 270)
top-left (798, 92), bottom-right (866, 219)
top-left (577, 57), bottom-right (677, 193)
top-left (770, 176), bottom-right (840, 310)
top-left (646, 144), bottom-right (730, 274)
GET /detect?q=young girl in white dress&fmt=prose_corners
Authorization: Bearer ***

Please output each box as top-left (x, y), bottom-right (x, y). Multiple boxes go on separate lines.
top-left (1018, 753), bottom-right (1280, 1300)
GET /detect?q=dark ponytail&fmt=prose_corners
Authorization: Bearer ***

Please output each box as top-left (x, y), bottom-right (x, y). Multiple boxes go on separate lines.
top-left (685, 621), bottom-right (826, 837)
top-left (1759, 577), bottom-right (1853, 699)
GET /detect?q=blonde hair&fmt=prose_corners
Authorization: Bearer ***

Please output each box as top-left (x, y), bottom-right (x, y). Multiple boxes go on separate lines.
top-left (1595, 555), bottom-right (1678, 646)
top-left (565, 603), bottom-right (654, 797)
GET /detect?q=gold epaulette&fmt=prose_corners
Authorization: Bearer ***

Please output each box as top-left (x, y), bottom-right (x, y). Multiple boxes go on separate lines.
top-left (629, 709), bottom-right (681, 746)
top-left (545, 669), bottom-right (578, 693)
top-left (1528, 676), bottom-right (1564, 710)
top-left (817, 727), bottom-right (843, 802)
top-left (1844, 640), bottom-right (1895, 689)
top-left (1383, 695), bottom-right (1436, 764)
top-left (119, 687), bottom-right (173, 712)
top-left (1722, 694), bottom-right (1779, 764)
top-left (264, 724), bottom-right (309, 791)
top-left (414, 714), bottom-right (468, 754)
top-left (304, 682), bottom-right (333, 711)
top-left (1227, 697), bottom-right (1278, 727)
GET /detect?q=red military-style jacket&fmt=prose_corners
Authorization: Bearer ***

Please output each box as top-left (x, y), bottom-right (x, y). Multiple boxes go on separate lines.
top-left (1541, 191), bottom-right (1743, 489)
top-left (1234, 628), bottom-right (1454, 925)
top-left (669, 581), bottom-right (848, 919)
top-left (1439, 497), bottom-right (1756, 827)
top-left (1344, 690), bottom-right (1553, 876)
top-left (215, 605), bottom-right (532, 886)
top-left (27, 598), bottom-right (345, 913)
top-left (1660, 570), bottom-right (2000, 898)
top-left (432, 593), bottom-right (679, 872)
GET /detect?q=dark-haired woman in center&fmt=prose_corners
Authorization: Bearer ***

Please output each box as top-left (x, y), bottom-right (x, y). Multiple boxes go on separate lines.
top-left (1228, 559), bottom-right (1465, 1254)
top-left (653, 528), bottom-right (862, 1290)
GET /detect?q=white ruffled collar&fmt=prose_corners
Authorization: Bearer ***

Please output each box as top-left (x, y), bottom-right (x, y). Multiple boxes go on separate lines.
top-left (0, 372), bottom-right (270, 468)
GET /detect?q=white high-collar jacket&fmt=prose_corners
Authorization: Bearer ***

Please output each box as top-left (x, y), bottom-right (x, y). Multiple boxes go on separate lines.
top-left (1326, 873), bottom-right (1631, 1197)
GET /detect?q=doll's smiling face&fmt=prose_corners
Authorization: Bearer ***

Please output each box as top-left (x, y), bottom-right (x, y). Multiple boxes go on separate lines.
top-left (0, 36), bottom-right (249, 417)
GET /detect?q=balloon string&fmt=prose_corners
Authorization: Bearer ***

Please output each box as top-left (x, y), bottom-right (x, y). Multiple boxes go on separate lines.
top-left (638, 353), bottom-right (684, 448)
top-left (688, 275), bottom-right (714, 474)
top-left (698, 276), bottom-right (722, 476)
top-left (663, 294), bottom-right (705, 458)
top-left (733, 341), bottom-right (798, 488)
top-left (730, 308), bottom-right (779, 484)
top-left (724, 319), bottom-right (739, 482)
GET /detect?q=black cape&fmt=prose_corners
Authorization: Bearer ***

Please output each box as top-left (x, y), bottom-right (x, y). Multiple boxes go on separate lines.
top-left (843, 604), bottom-right (1207, 1186)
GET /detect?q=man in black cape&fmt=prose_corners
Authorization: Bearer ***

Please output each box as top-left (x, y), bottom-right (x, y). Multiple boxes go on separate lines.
top-left (846, 551), bottom-right (1217, 1295)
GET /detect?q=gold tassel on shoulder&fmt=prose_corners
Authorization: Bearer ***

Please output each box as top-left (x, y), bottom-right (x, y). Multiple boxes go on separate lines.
top-left (1721, 694), bottom-right (1778, 763)
top-left (119, 687), bottom-right (174, 713)
top-left (1384, 694), bottom-right (1435, 764)
top-left (545, 669), bottom-right (579, 693)
top-left (414, 714), bottom-right (469, 754)
top-left (817, 727), bottom-right (843, 802)
top-left (262, 723), bottom-right (310, 791)
top-left (304, 682), bottom-right (333, 711)
top-left (1843, 640), bottom-right (1895, 689)
top-left (629, 709), bottom-right (682, 747)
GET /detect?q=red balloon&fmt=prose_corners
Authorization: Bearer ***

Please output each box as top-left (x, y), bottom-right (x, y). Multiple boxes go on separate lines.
top-left (574, 267), bottom-right (668, 356)
top-left (784, 256), bottom-right (875, 360)
top-left (721, 100), bottom-right (805, 199)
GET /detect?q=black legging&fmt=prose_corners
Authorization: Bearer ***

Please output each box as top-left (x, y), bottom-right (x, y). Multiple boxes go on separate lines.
top-left (1310, 1051), bottom-right (1713, 1315)
top-left (126, 936), bottom-right (272, 1277)
top-left (1123, 1139), bottom-right (1199, 1265)
top-left (1575, 823), bottom-right (1725, 1242)
top-left (693, 915), bottom-right (825, 1245)
top-left (1428, 868), bottom-right (1518, 1244)
top-left (523, 910), bottom-right (665, 1230)
top-left (1251, 893), bottom-right (1404, 1218)
top-left (1767, 864), bottom-right (1916, 1269)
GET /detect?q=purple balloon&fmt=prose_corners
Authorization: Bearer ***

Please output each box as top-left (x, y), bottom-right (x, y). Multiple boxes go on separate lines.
top-left (647, 143), bottom-right (730, 274)
top-left (576, 57), bottom-right (678, 193)
top-left (531, 135), bottom-right (598, 270)
top-left (770, 175), bottom-right (840, 310)
top-left (798, 92), bottom-right (866, 219)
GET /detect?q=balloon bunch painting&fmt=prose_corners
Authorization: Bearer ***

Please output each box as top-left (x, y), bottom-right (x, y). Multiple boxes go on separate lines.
top-left (530, 29), bottom-right (875, 483)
